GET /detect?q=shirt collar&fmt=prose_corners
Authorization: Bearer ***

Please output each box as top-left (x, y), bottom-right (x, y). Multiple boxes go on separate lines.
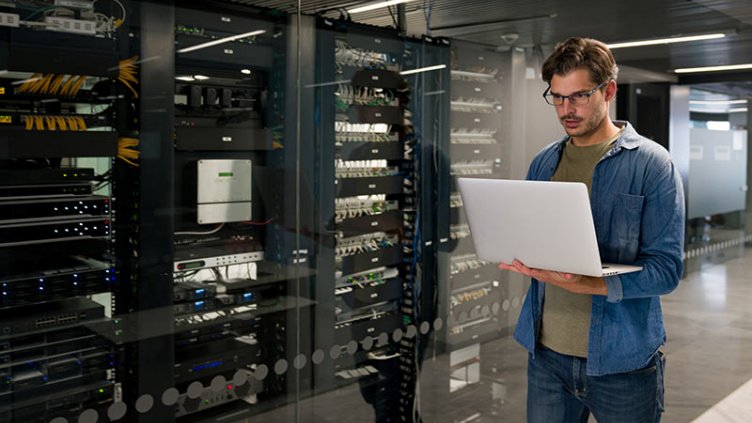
top-left (555, 120), bottom-right (641, 152)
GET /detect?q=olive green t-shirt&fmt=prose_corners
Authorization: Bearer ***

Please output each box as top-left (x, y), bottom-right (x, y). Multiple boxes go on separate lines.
top-left (538, 129), bottom-right (622, 357)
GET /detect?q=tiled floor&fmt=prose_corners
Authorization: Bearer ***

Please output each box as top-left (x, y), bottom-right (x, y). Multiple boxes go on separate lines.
top-left (248, 247), bottom-right (752, 422)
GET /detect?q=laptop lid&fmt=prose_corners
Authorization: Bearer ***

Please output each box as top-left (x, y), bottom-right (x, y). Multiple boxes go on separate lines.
top-left (457, 178), bottom-right (606, 277)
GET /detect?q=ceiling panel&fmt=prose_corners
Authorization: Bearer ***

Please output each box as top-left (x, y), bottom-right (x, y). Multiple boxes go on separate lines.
top-left (224, 0), bottom-right (752, 96)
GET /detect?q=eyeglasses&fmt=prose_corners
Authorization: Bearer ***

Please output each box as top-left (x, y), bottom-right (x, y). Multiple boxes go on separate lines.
top-left (543, 81), bottom-right (609, 106)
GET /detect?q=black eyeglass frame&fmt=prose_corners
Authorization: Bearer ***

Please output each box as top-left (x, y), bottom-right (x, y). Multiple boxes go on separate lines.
top-left (542, 80), bottom-right (609, 106)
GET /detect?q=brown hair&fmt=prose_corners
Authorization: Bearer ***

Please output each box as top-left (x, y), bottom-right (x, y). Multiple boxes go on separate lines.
top-left (541, 37), bottom-right (618, 85)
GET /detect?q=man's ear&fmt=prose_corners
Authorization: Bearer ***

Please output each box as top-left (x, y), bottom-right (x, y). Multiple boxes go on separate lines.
top-left (605, 80), bottom-right (617, 102)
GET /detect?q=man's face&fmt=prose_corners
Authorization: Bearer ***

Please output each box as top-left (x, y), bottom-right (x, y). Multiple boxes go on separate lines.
top-left (549, 68), bottom-right (610, 140)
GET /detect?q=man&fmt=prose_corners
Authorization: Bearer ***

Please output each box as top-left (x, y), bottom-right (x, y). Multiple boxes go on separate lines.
top-left (500, 37), bottom-right (685, 422)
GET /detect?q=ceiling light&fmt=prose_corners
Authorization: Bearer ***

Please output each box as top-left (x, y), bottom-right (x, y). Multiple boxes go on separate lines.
top-left (175, 76), bottom-right (195, 82)
top-left (689, 99), bottom-right (748, 105)
top-left (348, 0), bottom-right (415, 14)
top-left (241, 69), bottom-right (252, 75)
top-left (607, 33), bottom-right (725, 49)
top-left (674, 63), bottom-right (752, 73)
top-left (177, 30), bottom-right (266, 54)
top-left (400, 64), bottom-right (446, 75)
top-left (729, 108), bottom-right (748, 113)
top-left (193, 75), bottom-right (210, 80)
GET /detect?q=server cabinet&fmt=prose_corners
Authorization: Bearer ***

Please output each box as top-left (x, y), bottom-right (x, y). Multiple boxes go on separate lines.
top-left (434, 40), bottom-right (514, 422)
top-left (0, 0), bottom-right (134, 420)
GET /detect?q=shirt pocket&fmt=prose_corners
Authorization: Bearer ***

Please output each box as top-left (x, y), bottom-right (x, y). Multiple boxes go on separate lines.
top-left (613, 193), bottom-right (644, 262)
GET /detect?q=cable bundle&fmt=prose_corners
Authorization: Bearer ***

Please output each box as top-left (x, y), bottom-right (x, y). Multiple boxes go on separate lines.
top-left (22, 115), bottom-right (87, 131)
top-left (16, 74), bottom-right (87, 97)
top-left (118, 137), bottom-right (139, 167)
top-left (118, 56), bottom-right (139, 98)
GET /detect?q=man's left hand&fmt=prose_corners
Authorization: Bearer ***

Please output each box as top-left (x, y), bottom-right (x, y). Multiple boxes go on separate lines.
top-left (499, 259), bottom-right (607, 296)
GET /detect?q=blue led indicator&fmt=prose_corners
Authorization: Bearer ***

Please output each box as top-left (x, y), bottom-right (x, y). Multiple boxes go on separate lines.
top-left (195, 289), bottom-right (205, 295)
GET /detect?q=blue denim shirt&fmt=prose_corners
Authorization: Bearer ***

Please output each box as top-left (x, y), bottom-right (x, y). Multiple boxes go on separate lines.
top-left (513, 121), bottom-right (685, 376)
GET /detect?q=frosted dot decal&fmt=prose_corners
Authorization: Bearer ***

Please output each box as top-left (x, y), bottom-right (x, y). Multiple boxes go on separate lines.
top-left (377, 332), bottom-right (389, 346)
top-left (233, 370), bottom-right (249, 386)
top-left (312, 349), bottom-right (325, 364)
top-left (420, 321), bottom-right (430, 334)
top-left (187, 381), bottom-right (203, 399)
top-left (346, 340), bottom-right (358, 355)
top-left (405, 325), bottom-right (417, 338)
top-left (78, 409), bottom-right (98, 423)
top-left (254, 364), bottom-right (269, 380)
top-left (294, 354), bottom-right (307, 369)
top-left (329, 345), bottom-right (341, 360)
top-left (135, 394), bottom-right (154, 413)
top-left (162, 388), bottom-right (180, 406)
top-left (274, 359), bottom-right (288, 375)
top-left (433, 318), bottom-right (443, 330)
top-left (107, 402), bottom-right (127, 420)
top-left (392, 328), bottom-right (403, 342)
top-left (362, 336), bottom-right (374, 350)
top-left (211, 375), bottom-right (227, 392)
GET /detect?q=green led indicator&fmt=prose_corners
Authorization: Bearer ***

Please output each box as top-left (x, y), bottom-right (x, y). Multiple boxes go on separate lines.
top-left (98, 388), bottom-right (105, 394)
top-left (218, 172), bottom-right (234, 177)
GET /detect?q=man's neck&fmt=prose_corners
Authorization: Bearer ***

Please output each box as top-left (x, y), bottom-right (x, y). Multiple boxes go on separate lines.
top-left (570, 119), bottom-right (621, 147)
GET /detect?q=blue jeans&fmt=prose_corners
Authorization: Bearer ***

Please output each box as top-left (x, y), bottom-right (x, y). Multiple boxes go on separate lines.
top-left (527, 345), bottom-right (665, 423)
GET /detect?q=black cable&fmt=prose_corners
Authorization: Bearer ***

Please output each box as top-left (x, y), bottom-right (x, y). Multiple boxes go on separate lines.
top-left (387, 5), bottom-right (398, 29)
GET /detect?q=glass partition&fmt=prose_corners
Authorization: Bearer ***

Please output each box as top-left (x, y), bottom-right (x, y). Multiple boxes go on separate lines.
top-left (0, 1), bottom-right (734, 422)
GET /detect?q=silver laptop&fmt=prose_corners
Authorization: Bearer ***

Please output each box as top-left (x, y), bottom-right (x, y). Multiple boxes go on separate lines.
top-left (457, 178), bottom-right (642, 277)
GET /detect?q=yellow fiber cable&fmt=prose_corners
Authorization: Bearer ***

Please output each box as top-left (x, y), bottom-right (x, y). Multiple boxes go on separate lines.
top-left (23, 116), bottom-right (33, 130)
top-left (34, 116), bottom-right (44, 130)
top-left (32, 74), bottom-right (53, 94)
top-left (66, 116), bottom-right (78, 131)
top-left (55, 116), bottom-right (67, 131)
top-left (48, 75), bottom-right (65, 95)
top-left (70, 76), bottom-right (86, 97)
top-left (76, 116), bottom-right (87, 130)
top-left (117, 137), bottom-right (140, 167)
top-left (118, 56), bottom-right (140, 98)
top-left (17, 73), bottom-right (41, 93)
top-left (60, 75), bottom-right (76, 96)
top-left (45, 116), bottom-right (57, 130)
top-left (37, 74), bottom-right (53, 95)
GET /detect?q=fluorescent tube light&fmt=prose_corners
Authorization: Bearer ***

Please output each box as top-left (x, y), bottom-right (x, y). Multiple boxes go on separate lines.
top-left (690, 99), bottom-right (748, 105)
top-left (177, 30), bottom-right (266, 54)
top-left (348, 0), bottom-right (415, 14)
top-left (675, 63), bottom-right (752, 73)
top-left (607, 33), bottom-right (725, 49)
top-left (729, 108), bottom-right (748, 113)
top-left (400, 64), bottom-right (446, 75)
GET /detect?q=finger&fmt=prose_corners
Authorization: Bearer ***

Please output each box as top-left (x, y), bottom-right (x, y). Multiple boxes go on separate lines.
top-left (512, 259), bottom-right (532, 273)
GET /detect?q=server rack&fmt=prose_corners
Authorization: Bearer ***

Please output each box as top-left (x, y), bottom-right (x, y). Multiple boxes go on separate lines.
top-left (0, 1), bottom-right (132, 420)
top-left (434, 40), bottom-right (513, 421)
top-left (167, 3), bottom-right (314, 421)
top-left (312, 19), bottom-right (450, 422)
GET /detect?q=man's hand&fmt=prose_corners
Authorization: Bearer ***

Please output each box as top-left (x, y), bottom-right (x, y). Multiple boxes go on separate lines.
top-left (499, 259), bottom-right (608, 296)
